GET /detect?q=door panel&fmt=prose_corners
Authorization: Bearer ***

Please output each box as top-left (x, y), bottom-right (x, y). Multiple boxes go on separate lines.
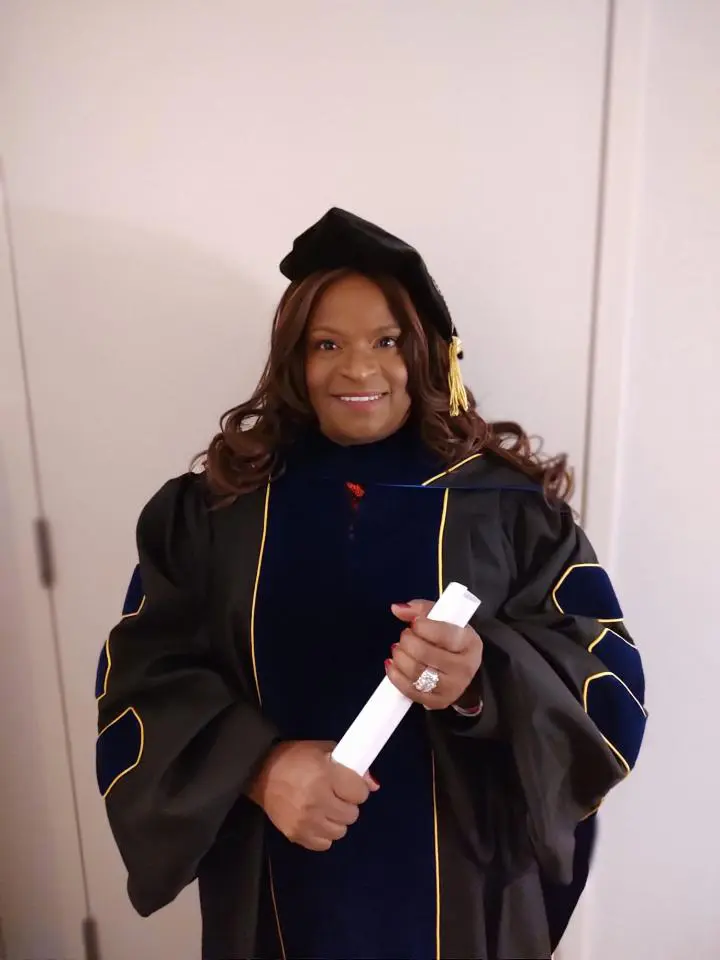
top-left (0, 178), bottom-right (86, 960)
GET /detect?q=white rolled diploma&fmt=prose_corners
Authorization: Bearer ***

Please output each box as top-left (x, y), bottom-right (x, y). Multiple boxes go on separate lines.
top-left (331, 582), bottom-right (481, 775)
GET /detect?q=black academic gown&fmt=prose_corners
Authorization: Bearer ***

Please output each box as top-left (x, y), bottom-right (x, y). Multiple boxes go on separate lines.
top-left (96, 432), bottom-right (646, 960)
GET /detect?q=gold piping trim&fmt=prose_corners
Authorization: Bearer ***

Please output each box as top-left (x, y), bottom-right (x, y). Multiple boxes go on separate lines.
top-left (436, 489), bottom-right (449, 595)
top-left (99, 706), bottom-right (144, 798)
top-left (590, 669), bottom-right (647, 716)
top-left (552, 562), bottom-right (623, 623)
top-left (580, 631), bottom-right (638, 819)
top-left (421, 452), bottom-right (483, 488)
top-left (96, 594), bottom-right (147, 703)
top-left (248, 483), bottom-right (285, 957)
top-left (250, 482), bottom-right (271, 706)
top-left (431, 752), bottom-right (441, 960)
top-left (268, 858), bottom-right (286, 960)
top-left (588, 626), bottom-right (638, 654)
top-left (430, 488), bottom-right (449, 959)
top-left (122, 594), bottom-right (147, 619)
top-left (583, 670), bottom-right (647, 777)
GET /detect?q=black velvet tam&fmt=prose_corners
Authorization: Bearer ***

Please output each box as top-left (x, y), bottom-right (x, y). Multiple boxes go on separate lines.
top-left (280, 207), bottom-right (459, 345)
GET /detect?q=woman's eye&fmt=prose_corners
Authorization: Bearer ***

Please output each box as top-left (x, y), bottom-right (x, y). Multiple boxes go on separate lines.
top-left (377, 336), bottom-right (400, 349)
top-left (315, 339), bottom-right (338, 352)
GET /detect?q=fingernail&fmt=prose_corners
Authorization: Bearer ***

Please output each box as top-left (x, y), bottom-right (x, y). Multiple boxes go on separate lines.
top-left (391, 643), bottom-right (399, 652)
top-left (369, 774), bottom-right (380, 789)
top-left (384, 658), bottom-right (392, 671)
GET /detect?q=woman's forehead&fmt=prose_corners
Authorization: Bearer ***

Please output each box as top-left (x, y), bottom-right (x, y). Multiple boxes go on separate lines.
top-left (309, 274), bottom-right (399, 331)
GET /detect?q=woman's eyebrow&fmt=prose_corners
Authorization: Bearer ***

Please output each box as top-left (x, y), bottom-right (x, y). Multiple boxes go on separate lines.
top-left (309, 323), bottom-right (401, 337)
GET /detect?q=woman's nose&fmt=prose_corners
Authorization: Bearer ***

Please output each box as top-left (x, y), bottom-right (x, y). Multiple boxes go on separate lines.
top-left (340, 346), bottom-right (378, 380)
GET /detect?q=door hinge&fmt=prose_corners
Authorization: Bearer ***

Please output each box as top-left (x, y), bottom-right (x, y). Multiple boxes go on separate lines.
top-left (83, 915), bottom-right (100, 960)
top-left (34, 516), bottom-right (55, 588)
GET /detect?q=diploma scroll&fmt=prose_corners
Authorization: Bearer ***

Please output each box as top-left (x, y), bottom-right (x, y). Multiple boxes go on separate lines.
top-left (331, 582), bottom-right (481, 775)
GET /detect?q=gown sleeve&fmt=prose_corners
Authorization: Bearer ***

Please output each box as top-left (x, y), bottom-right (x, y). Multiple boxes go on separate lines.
top-left (455, 492), bottom-right (647, 883)
top-left (95, 475), bottom-right (279, 916)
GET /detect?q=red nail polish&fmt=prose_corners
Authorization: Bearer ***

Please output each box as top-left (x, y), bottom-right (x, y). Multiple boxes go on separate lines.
top-left (391, 643), bottom-right (399, 652)
top-left (384, 658), bottom-right (392, 671)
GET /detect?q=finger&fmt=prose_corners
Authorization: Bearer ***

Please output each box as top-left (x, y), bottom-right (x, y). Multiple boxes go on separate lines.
top-left (330, 762), bottom-right (371, 805)
top-left (322, 820), bottom-right (349, 842)
top-left (385, 658), bottom-right (459, 711)
top-left (363, 771), bottom-right (381, 792)
top-left (394, 633), bottom-right (456, 675)
top-left (393, 631), bottom-right (481, 696)
top-left (411, 617), bottom-right (470, 654)
top-left (390, 600), bottom-right (434, 623)
top-left (299, 835), bottom-right (333, 852)
top-left (326, 798), bottom-right (360, 826)
top-left (390, 645), bottom-right (434, 684)
top-left (399, 631), bottom-right (480, 697)
top-left (385, 658), bottom-right (434, 705)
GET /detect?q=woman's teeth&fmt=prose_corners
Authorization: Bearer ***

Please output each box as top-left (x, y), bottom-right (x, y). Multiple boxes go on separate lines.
top-left (339, 395), bottom-right (383, 402)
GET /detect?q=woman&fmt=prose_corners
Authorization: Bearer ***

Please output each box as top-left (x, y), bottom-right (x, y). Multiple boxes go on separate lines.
top-left (96, 209), bottom-right (646, 960)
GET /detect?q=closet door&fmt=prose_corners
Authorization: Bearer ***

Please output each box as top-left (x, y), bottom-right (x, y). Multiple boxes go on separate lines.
top-left (2, 2), bottom-right (609, 957)
top-left (0, 182), bottom-right (86, 958)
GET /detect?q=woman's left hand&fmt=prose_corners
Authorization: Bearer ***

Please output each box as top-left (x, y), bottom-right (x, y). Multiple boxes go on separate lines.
top-left (387, 600), bottom-right (484, 711)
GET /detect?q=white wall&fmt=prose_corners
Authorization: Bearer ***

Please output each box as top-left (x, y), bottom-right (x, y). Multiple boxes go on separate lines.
top-left (590, 1), bottom-right (720, 958)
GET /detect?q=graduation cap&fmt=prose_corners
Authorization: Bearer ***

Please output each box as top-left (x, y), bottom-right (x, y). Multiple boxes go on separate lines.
top-left (279, 207), bottom-right (469, 416)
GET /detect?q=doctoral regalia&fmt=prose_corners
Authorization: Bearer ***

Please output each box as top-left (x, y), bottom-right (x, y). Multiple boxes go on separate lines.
top-left (96, 426), bottom-right (646, 959)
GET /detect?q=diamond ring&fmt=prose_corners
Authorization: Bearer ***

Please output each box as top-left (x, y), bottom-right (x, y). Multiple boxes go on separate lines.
top-left (413, 667), bottom-right (440, 694)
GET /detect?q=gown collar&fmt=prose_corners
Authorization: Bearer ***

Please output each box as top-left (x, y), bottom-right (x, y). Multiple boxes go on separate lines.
top-left (284, 422), bottom-right (444, 487)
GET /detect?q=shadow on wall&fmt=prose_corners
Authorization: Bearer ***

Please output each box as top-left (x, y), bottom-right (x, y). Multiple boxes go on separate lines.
top-left (3, 207), bottom-right (277, 959)
top-left (0, 450), bottom-right (69, 955)
top-left (14, 205), bottom-right (273, 475)
top-left (13, 204), bottom-right (276, 530)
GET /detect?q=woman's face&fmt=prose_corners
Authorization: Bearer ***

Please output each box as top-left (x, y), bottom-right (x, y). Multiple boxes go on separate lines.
top-left (305, 273), bottom-right (411, 445)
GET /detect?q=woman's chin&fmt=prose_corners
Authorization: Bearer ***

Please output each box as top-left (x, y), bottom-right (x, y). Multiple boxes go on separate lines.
top-left (321, 419), bottom-right (401, 446)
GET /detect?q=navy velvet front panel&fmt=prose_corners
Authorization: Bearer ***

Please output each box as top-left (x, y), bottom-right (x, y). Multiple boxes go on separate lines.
top-left (253, 433), bottom-right (446, 960)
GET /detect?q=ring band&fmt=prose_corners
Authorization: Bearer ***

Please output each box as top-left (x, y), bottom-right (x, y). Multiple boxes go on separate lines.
top-left (414, 667), bottom-right (440, 694)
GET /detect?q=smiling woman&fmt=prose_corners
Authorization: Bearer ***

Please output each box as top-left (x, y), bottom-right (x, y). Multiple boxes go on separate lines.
top-left (96, 208), bottom-right (646, 960)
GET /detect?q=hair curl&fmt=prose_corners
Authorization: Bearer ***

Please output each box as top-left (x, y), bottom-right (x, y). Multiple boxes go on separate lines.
top-left (199, 269), bottom-right (573, 502)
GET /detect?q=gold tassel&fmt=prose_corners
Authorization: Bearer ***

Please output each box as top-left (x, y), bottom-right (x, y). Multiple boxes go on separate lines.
top-left (448, 335), bottom-right (469, 416)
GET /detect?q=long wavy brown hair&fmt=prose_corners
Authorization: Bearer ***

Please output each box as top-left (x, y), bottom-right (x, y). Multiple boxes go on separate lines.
top-left (200, 269), bottom-right (573, 502)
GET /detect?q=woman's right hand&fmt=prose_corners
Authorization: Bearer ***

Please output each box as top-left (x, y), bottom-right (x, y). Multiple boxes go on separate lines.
top-left (248, 741), bottom-right (379, 851)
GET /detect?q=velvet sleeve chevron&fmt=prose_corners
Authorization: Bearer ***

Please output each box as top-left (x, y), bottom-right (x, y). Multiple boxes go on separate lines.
top-left (95, 475), bottom-right (279, 917)
top-left (463, 493), bottom-right (646, 885)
